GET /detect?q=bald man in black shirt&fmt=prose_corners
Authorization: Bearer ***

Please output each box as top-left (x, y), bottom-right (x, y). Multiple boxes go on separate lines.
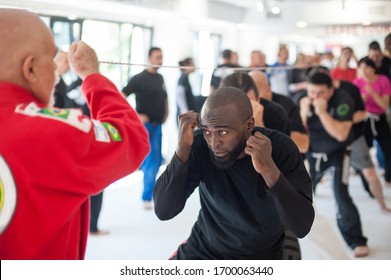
top-left (154, 86), bottom-right (314, 259)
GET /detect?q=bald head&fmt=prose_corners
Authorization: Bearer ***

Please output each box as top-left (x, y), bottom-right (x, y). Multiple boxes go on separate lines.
top-left (202, 86), bottom-right (253, 122)
top-left (0, 9), bottom-right (57, 104)
top-left (248, 70), bottom-right (272, 100)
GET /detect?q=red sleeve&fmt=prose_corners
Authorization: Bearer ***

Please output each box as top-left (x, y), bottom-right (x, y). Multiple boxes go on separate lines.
top-left (78, 73), bottom-right (150, 193)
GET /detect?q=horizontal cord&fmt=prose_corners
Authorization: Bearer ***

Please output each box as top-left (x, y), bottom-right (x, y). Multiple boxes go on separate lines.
top-left (98, 61), bottom-right (317, 71)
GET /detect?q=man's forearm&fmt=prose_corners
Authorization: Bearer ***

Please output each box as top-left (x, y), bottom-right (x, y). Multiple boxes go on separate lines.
top-left (154, 154), bottom-right (189, 220)
top-left (318, 112), bottom-right (352, 142)
top-left (269, 174), bottom-right (314, 238)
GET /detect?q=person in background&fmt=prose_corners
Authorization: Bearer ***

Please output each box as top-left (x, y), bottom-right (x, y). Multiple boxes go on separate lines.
top-left (384, 33), bottom-right (391, 58)
top-left (362, 41), bottom-right (391, 170)
top-left (154, 86), bottom-right (314, 259)
top-left (269, 45), bottom-right (290, 96)
top-left (353, 57), bottom-right (391, 187)
top-left (221, 72), bottom-right (291, 136)
top-left (313, 66), bottom-right (391, 213)
top-left (249, 70), bottom-right (309, 154)
top-left (177, 57), bottom-right (196, 116)
top-left (0, 8), bottom-right (149, 259)
top-left (53, 50), bottom-right (71, 108)
top-left (288, 52), bottom-right (311, 103)
top-left (122, 47), bottom-right (168, 210)
top-left (320, 51), bottom-right (335, 70)
top-left (248, 50), bottom-right (268, 71)
top-left (365, 41), bottom-right (391, 81)
top-left (300, 72), bottom-right (368, 258)
top-left (331, 47), bottom-right (358, 83)
top-left (210, 49), bottom-right (240, 92)
top-left (231, 51), bottom-right (240, 66)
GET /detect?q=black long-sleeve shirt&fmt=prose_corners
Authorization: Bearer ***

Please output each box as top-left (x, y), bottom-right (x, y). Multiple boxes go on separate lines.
top-left (122, 70), bottom-right (167, 123)
top-left (154, 127), bottom-right (314, 259)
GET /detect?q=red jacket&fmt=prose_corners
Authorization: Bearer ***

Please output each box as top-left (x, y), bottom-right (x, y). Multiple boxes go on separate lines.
top-left (0, 74), bottom-right (149, 259)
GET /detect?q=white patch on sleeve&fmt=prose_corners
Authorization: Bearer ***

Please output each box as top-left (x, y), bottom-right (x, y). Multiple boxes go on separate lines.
top-left (92, 119), bottom-right (111, 143)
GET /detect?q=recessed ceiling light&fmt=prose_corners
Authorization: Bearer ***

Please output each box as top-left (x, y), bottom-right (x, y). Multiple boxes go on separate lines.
top-left (271, 6), bottom-right (280, 15)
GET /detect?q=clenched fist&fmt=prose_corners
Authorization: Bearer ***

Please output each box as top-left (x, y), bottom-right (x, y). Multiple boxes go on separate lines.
top-left (245, 131), bottom-right (280, 187)
top-left (68, 41), bottom-right (99, 80)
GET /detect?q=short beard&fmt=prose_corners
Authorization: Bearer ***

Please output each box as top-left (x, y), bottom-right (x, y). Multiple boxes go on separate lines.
top-left (209, 133), bottom-right (247, 169)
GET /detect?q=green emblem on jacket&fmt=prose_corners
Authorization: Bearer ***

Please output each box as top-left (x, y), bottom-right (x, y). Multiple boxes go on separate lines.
top-left (336, 104), bottom-right (350, 117)
top-left (103, 122), bottom-right (122, 141)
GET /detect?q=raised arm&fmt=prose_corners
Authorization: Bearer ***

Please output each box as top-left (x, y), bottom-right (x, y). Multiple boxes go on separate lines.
top-left (245, 131), bottom-right (314, 238)
top-left (313, 98), bottom-right (352, 142)
top-left (67, 41), bottom-right (150, 192)
top-left (154, 111), bottom-right (200, 220)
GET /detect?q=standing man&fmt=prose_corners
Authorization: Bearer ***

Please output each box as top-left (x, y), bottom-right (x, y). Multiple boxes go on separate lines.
top-left (210, 49), bottom-right (240, 92)
top-left (0, 9), bottom-right (149, 259)
top-left (269, 45), bottom-right (290, 96)
top-left (154, 86), bottom-right (314, 259)
top-left (248, 50), bottom-right (268, 71)
top-left (300, 72), bottom-right (368, 258)
top-left (122, 47), bottom-right (168, 209)
top-left (53, 50), bottom-right (71, 108)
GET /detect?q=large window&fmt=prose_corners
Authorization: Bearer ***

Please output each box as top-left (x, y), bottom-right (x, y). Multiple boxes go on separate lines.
top-left (48, 16), bottom-right (152, 89)
top-left (50, 17), bottom-right (82, 50)
top-left (192, 31), bottom-right (221, 96)
top-left (50, 17), bottom-right (83, 85)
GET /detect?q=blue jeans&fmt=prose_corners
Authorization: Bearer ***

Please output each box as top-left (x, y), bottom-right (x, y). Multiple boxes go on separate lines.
top-left (140, 122), bottom-right (163, 202)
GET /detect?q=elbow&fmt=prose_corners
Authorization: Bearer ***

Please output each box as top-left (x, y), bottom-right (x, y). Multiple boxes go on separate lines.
top-left (154, 204), bottom-right (177, 221)
top-left (130, 140), bottom-right (150, 172)
top-left (154, 210), bottom-right (171, 221)
top-left (291, 132), bottom-right (309, 154)
top-left (299, 142), bottom-right (309, 154)
top-left (154, 196), bottom-right (185, 221)
top-left (294, 208), bottom-right (315, 239)
top-left (335, 133), bottom-right (349, 142)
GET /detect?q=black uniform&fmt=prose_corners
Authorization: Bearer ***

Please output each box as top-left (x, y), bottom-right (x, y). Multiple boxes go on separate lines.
top-left (154, 127), bottom-right (314, 259)
top-left (177, 73), bottom-right (196, 113)
top-left (261, 98), bottom-right (291, 136)
top-left (210, 63), bottom-right (239, 91)
top-left (288, 67), bottom-right (311, 102)
top-left (122, 70), bottom-right (167, 123)
top-left (306, 89), bottom-right (367, 249)
top-left (272, 92), bottom-right (307, 135)
top-left (338, 81), bottom-right (366, 140)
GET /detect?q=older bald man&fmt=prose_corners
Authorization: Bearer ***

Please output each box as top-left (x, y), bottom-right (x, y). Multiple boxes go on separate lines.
top-left (0, 9), bottom-right (149, 259)
top-left (249, 71), bottom-right (309, 154)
